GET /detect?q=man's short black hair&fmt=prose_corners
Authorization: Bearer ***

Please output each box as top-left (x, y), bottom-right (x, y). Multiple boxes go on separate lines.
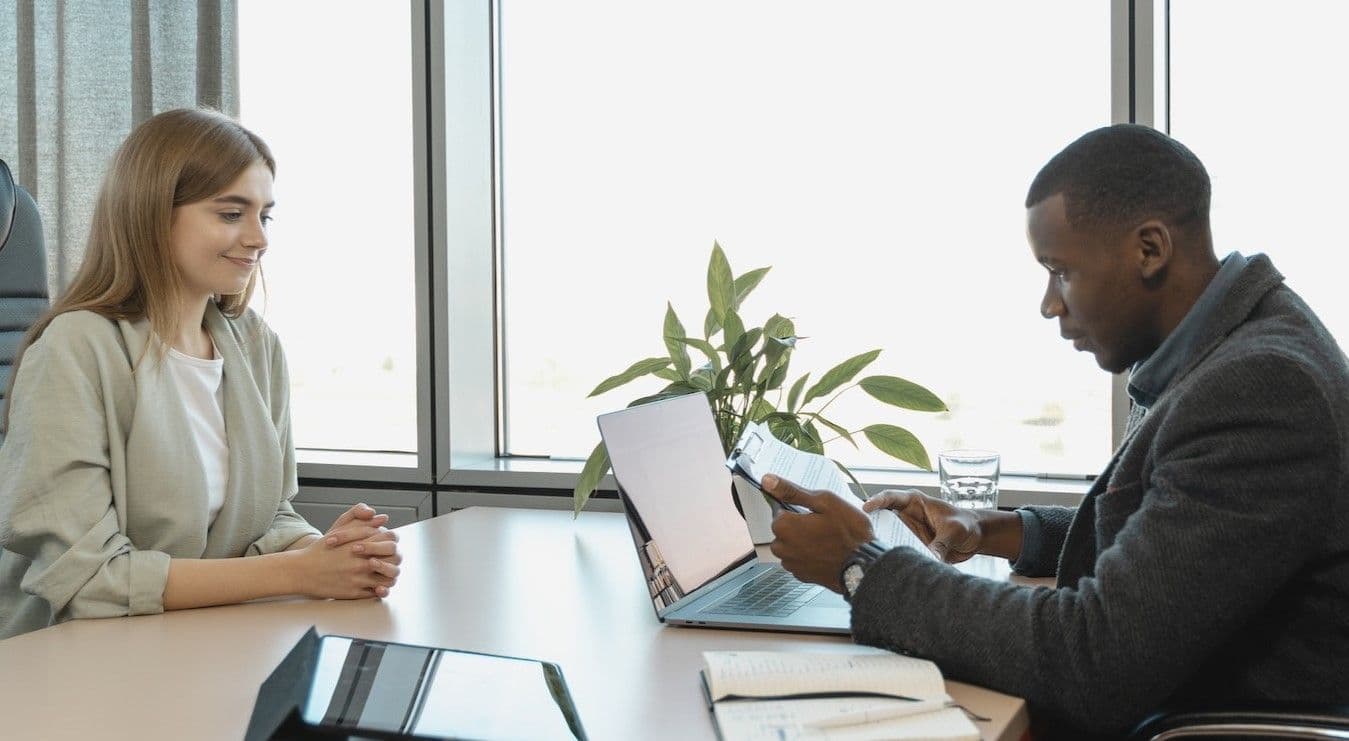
top-left (1026, 124), bottom-right (1211, 238)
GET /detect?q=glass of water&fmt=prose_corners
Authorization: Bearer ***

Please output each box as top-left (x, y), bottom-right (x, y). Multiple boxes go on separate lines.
top-left (938, 449), bottom-right (1000, 509)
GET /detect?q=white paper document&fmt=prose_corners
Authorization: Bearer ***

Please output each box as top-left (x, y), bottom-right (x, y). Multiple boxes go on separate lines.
top-left (727, 421), bottom-right (937, 558)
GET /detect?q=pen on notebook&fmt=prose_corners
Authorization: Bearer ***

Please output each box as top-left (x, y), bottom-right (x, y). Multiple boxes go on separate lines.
top-left (804, 698), bottom-right (952, 730)
top-left (1035, 472), bottom-right (1096, 481)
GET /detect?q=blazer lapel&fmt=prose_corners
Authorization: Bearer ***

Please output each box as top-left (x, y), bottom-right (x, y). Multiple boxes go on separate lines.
top-left (202, 304), bottom-right (283, 557)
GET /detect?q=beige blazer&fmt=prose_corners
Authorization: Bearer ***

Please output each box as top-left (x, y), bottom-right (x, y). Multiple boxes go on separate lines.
top-left (0, 304), bottom-right (319, 639)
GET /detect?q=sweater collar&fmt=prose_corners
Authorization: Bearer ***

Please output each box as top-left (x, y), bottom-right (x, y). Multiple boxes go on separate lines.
top-left (1127, 252), bottom-right (1284, 408)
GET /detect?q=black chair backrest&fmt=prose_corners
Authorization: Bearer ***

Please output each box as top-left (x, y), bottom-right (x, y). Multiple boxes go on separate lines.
top-left (0, 159), bottom-right (50, 434)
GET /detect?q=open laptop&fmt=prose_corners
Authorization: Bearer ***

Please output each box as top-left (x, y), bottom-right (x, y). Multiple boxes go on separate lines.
top-left (597, 392), bottom-right (853, 634)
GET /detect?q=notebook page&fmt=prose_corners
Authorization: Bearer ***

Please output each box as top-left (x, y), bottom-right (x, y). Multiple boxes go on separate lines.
top-left (703, 651), bottom-right (946, 701)
top-left (713, 699), bottom-right (978, 741)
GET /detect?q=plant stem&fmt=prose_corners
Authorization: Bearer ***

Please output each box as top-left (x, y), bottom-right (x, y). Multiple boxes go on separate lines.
top-left (820, 429), bottom-right (862, 446)
top-left (813, 382), bottom-right (859, 418)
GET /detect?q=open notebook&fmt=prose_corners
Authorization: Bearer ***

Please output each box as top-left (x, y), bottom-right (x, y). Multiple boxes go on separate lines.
top-left (701, 649), bottom-right (980, 740)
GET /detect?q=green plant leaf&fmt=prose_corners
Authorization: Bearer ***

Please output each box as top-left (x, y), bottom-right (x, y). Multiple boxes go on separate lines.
top-left (721, 309), bottom-right (745, 353)
top-left (652, 368), bottom-right (681, 382)
top-left (812, 414), bottom-right (858, 448)
top-left (768, 416), bottom-right (801, 446)
top-left (689, 371), bottom-right (714, 391)
top-left (859, 375), bottom-right (948, 412)
top-left (762, 313), bottom-right (795, 340)
top-left (663, 302), bottom-right (691, 379)
top-left (748, 398), bottom-right (776, 422)
top-left (761, 314), bottom-right (796, 367)
top-left (802, 349), bottom-right (882, 406)
top-left (729, 330), bottom-right (764, 389)
top-left (703, 307), bottom-right (720, 340)
top-left (832, 459), bottom-right (868, 502)
top-left (732, 266), bottom-right (771, 309)
top-left (787, 374), bottom-right (810, 412)
top-left (862, 424), bottom-right (932, 470)
top-left (714, 365), bottom-right (734, 392)
top-left (627, 388), bottom-right (697, 407)
top-left (659, 380), bottom-right (703, 394)
top-left (588, 357), bottom-right (672, 397)
top-left (764, 359), bottom-right (789, 390)
top-left (800, 420), bottom-right (825, 454)
top-left (707, 242), bottom-right (734, 324)
top-left (729, 327), bottom-right (762, 364)
top-left (572, 442), bottom-right (610, 517)
top-left (674, 336), bottom-right (722, 375)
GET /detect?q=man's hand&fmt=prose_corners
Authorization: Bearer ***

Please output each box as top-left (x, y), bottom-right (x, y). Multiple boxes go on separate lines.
top-left (763, 474), bottom-right (875, 593)
top-left (863, 489), bottom-right (982, 563)
top-left (864, 489), bottom-right (1024, 563)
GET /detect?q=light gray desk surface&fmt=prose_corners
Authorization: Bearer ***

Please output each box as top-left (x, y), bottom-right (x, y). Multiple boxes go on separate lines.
top-left (0, 506), bottom-right (1034, 740)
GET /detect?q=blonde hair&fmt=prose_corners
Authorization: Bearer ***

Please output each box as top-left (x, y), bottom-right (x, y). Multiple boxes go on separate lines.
top-left (3, 108), bottom-right (275, 432)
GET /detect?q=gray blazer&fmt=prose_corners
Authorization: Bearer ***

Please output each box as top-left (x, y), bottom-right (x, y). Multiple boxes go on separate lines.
top-left (0, 304), bottom-right (320, 639)
top-left (850, 255), bottom-right (1349, 736)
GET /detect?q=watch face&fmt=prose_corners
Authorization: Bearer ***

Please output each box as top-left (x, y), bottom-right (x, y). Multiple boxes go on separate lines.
top-left (843, 563), bottom-right (865, 596)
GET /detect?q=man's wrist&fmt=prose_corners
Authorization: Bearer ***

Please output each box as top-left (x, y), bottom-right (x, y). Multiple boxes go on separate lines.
top-left (976, 508), bottom-right (1025, 561)
top-left (840, 539), bottom-right (888, 602)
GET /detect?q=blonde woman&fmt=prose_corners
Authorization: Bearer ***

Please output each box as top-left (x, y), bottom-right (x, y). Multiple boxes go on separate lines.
top-left (0, 109), bottom-right (401, 639)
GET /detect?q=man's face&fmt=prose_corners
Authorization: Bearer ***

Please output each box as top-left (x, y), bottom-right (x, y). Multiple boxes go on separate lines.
top-left (1027, 194), bottom-right (1157, 374)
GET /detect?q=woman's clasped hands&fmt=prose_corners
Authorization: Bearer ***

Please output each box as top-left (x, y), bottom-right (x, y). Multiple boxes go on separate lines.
top-left (294, 503), bottom-right (403, 600)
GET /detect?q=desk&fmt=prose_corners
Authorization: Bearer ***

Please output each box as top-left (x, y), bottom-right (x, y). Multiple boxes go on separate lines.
top-left (0, 507), bottom-right (1032, 740)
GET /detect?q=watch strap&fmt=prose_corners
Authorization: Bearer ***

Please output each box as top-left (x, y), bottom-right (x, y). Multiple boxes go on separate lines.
top-left (841, 539), bottom-right (888, 601)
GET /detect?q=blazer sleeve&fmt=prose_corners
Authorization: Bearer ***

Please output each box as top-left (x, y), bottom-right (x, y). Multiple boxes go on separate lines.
top-left (1009, 505), bottom-right (1077, 576)
top-left (245, 330), bottom-right (320, 556)
top-left (0, 322), bottom-right (171, 619)
top-left (848, 352), bottom-right (1340, 734)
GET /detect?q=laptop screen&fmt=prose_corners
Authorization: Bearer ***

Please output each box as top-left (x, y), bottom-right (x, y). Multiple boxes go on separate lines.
top-left (597, 393), bottom-right (756, 607)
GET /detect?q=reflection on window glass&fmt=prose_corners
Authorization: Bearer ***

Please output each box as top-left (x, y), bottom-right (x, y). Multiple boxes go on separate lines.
top-left (238, 1), bottom-right (416, 452)
top-left (500, 0), bottom-right (1112, 475)
top-left (1171, 1), bottom-right (1349, 342)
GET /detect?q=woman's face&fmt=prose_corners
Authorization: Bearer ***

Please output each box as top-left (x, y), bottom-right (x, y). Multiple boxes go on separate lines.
top-left (168, 159), bottom-right (274, 305)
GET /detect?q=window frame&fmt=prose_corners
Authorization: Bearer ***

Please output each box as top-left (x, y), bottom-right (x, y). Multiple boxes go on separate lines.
top-left (299, 0), bottom-right (1173, 511)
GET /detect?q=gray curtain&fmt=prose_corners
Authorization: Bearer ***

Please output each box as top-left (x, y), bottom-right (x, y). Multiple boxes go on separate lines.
top-left (0, 0), bottom-right (238, 296)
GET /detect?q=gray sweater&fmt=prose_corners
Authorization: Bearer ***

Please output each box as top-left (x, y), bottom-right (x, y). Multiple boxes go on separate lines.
top-left (850, 254), bottom-right (1349, 736)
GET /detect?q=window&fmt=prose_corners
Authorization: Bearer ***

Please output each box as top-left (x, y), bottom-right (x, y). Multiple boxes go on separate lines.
top-left (497, 1), bottom-right (1113, 476)
top-left (237, 1), bottom-right (418, 453)
top-left (1170, 1), bottom-right (1349, 343)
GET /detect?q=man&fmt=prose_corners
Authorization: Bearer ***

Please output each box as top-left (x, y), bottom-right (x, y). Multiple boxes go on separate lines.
top-left (765, 124), bottom-right (1349, 737)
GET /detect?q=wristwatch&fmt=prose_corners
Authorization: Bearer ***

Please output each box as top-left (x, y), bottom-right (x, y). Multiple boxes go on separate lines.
top-left (840, 540), bottom-right (888, 603)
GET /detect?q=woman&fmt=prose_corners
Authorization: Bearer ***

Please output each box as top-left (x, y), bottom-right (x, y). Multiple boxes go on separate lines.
top-left (0, 108), bottom-right (401, 639)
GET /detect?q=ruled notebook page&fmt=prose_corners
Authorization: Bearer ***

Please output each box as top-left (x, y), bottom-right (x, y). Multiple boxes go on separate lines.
top-left (703, 650), bottom-right (945, 700)
top-left (711, 699), bottom-right (977, 741)
top-left (703, 650), bottom-right (978, 740)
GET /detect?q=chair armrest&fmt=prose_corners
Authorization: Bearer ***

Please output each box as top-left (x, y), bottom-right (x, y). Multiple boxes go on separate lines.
top-left (1130, 702), bottom-right (1349, 740)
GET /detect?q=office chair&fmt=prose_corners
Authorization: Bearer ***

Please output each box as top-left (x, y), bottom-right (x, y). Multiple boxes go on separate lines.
top-left (0, 158), bottom-right (50, 446)
top-left (1129, 702), bottom-right (1349, 740)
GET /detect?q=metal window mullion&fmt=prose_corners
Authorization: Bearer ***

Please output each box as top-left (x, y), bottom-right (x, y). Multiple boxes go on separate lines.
top-left (415, 0), bottom-right (438, 485)
top-left (437, 0), bottom-right (499, 486)
top-left (491, 0), bottom-right (508, 459)
top-left (1109, 0), bottom-right (1134, 451)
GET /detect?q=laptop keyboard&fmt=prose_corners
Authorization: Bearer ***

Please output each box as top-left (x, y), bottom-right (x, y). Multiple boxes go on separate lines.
top-left (701, 569), bottom-right (819, 617)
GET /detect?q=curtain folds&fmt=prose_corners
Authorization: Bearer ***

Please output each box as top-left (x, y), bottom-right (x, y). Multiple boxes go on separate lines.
top-left (1, 0), bottom-right (238, 295)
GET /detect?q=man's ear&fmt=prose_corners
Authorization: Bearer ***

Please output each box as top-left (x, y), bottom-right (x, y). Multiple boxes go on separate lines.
top-left (1134, 219), bottom-right (1173, 281)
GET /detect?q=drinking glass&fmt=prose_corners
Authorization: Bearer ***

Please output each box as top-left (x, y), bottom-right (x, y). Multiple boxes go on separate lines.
top-left (938, 449), bottom-right (1000, 509)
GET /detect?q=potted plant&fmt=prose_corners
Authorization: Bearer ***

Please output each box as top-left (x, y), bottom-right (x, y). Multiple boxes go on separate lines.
top-left (573, 243), bottom-right (947, 523)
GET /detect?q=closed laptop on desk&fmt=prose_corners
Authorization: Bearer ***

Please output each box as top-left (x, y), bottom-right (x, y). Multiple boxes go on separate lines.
top-left (597, 392), bottom-right (851, 634)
